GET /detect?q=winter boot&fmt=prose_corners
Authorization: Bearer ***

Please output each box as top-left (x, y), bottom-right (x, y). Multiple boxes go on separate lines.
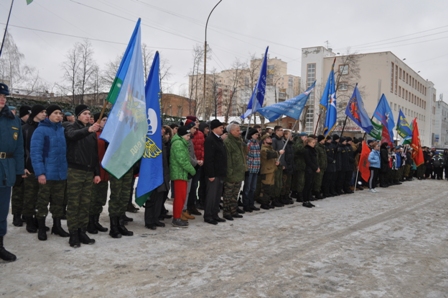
top-left (34, 217), bottom-right (50, 231)
top-left (25, 216), bottom-right (37, 233)
top-left (126, 202), bottom-right (139, 213)
top-left (121, 214), bottom-right (133, 224)
top-left (109, 216), bottom-right (122, 239)
top-left (296, 192), bottom-right (304, 203)
top-left (78, 228), bottom-right (95, 245)
top-left (313, 191), bottom-right (323, 200)
top-left (272, 197), bottom-right (284, 207)
top-left (68, 230), bottom-right (80, 248)
top-left (118, 216), bottom-right (134, 236)
top-left (94, 214), bottom-right (108, 232)
top-left (0, 236), bottom-right (17, 262)
top-left (86, 215), bottom-right (98, 234)
top-left (37, 217), bottom-right (47, 241)
top-left (51, 218), bottom-right (69, 237)
top-left (12, 214), bottom-right (23, 227)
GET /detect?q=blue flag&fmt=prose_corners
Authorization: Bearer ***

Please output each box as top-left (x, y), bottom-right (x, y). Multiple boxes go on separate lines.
top-left (345, 84), bottom-right (373, 133)
top-left (135, 52), bottom-right (163, 206)
top-left (100, 19), bottom-right (147, 179)
top-left (242, 46), bottom-right (269, 119)
top-left (373, 94), bottom-right (395, 144)
top-left (319, 58), bottom-right (336, 110)
top-left (257, 81), bottom-right (316, 121)
top-left (397, 109), bottom-right (412, 139)
top-left (322, 71), bottom-right (337, 136)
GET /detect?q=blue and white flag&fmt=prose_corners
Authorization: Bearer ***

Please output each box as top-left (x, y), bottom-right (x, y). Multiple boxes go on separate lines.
top-left (135, 52), bottom-right (163, 206)
top-left (257, 81), bottom-right (316, 122)
top-left (100, 19), bottom-right (147, 179)
top-left (319, 58), bottom-right (336, 110)
top-left (242, 46), bottom-right (269, 119)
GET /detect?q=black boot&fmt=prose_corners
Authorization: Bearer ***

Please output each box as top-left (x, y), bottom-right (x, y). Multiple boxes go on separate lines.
top-left (272, 197), bottom-right (284, 207)
top-left (12, 214), bottom-right (23, 227)
top-left (69, 230), bottom-right (80, 248)
top-left (118, 216), bottom-right (133, 236)
top-left (86, 215), bottom-right (98, 234)
top-left (34, 217), bottom-right (50, 231)
top-left (51, 218), bottom-right (69, 237)
top-left (296, 192), bottom-right (304, 203)
top-left (109, 216), bottom-right (122, 239)
top-left (0, 236), bottom-right (17, 262)
top-left (313, 191), bottom-right (323, 200)
top-left (94, 214), bottom-right (108, 232)
top-left (78, 228), bottom-right (95, 245)
top-left (37, 217), bottom-right (47, 241)
top-left (25, 216), bottom-right (37, 233)
top-left (121, 214), bottom-right (133, 224)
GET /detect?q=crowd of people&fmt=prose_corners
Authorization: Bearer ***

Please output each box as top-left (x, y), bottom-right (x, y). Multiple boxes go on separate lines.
top-left (1, 81), bottom-right (447, 262)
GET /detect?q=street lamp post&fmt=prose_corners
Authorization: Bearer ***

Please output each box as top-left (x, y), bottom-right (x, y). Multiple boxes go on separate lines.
top-left (203, 0), bottom-right (222, 120)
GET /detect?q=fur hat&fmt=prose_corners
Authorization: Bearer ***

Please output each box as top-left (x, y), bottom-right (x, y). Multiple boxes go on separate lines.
top-left (210, 119), bottom-right (224, 130)
top-left (247, 128), bottom-right (259, 139)
top-left (261, 134), bottom-right (272, 143)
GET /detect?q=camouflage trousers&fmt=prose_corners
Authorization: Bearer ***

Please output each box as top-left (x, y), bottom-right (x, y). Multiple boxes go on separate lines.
top-left (11, 179), bottom-right (24, 215)
top-left (90, 181), bottom-right (109, 215)
top-left (222, 181), bottom-right (242, 216)
top-left (66, 168), bottom-right (94, 232)
top-left (281, 173), bottom-right (292, 196)
top-left (292, 170), bottom-right (305, 193)
top-left (259, 183), bottom-right (273, 205)
top-left (272, 166), bottom-right (283, 198)
top-left (109, 169), bottom-right (133, 217)
top-left (36, 180), bottom-right (66, 219)
top-left (313, 169), bottom-right (325, 193)
top-left (22, 173), bottom-right (40, 217)
top-left (403, 164), bottom-right (411, 178)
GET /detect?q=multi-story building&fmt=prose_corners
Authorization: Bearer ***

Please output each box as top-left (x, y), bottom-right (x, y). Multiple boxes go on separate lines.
top-left (301, 46), bottom-right (437, 145)
top-left (189, 56), bottom-right (300, 120)
top-left (433, 98), bottom-right (448, 148)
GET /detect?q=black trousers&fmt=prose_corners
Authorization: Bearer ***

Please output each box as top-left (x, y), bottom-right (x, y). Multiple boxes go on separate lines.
top-left (204, 177), bottom-right (224, 221)
top-left (145, 191), bottom-right (164, 225)
top-left (302, 170), bottom-right (315, 202)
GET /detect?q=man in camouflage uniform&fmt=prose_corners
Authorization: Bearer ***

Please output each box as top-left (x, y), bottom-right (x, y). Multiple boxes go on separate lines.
top-left (313, 135), bottom-right (327, 199)
top-left (291, 132), bottom-right (308, 202)
top-left (222, 123), bottom-right (246, 221)
top-left (259, 134), bottom-right (280, 210)
top-left (65, 105), bottom-right (100, 248)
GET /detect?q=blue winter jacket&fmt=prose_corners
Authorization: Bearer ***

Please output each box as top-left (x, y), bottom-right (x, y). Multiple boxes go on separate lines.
top-left (368, 150), bottom-right (381, 169)
top-left (30, 118), bottom-right (68, 180)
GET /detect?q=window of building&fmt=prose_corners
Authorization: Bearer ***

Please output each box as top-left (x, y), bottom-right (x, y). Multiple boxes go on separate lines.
top-left (395, 65), bottom-right (398, 94)
top-left (399, 86), bottom-right (401, 97)
top-left (399, 68), bottom-right (402, 80)
top-left (339, 64), bottom-right (349, 75)
top-left (393, 103), bottom-right (396, 111)
top-left (391, 63), bottom-right (394, 93)
top-left (338, 82), bottom-right (348, 91)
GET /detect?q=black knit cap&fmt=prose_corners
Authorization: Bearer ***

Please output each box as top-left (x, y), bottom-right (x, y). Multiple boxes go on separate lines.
top-left (332, 134), bottom-right (340, 141)
top-left (19, 105), bottom-right (32, 118)
top-left (30, 104), bottom-right (46, 119)
top-left (75, 104), bottom-right (89, 117)
top-left (247, 128), bottom-right (258, 139)
top-left (317, 135), bottom-right (325, 142)
top-left (94, 112), bottom-right (108, 123)
top-left (46, 105), bottom-right (62, 117)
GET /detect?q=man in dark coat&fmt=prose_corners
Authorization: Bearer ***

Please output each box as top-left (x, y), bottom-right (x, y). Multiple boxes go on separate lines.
top-left (203, 119), bottom-right (227, 225)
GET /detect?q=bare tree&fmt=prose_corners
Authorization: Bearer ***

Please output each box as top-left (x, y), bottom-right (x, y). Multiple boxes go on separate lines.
top-left (187, 44), bottom-right (204, 116)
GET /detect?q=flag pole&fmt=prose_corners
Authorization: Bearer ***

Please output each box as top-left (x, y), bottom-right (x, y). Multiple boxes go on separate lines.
top-left (0, 0), bottom-right (15, 58)
top-left (339, 115), bottom-right (348, 137)
top-left (245, 114), bottom-right (253, 141)
top-left (96, 100), bottom-right (109, 124)
top-left (313, 110), bottom-right (322, 135)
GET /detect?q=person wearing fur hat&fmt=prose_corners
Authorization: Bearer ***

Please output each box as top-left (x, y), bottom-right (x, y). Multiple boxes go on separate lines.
top-left (19, 105), bottom-right (47, 233)
top-left (0, 83), bottom-right (25, 261)
top-left (203, 119), bottom-right (227, 224)
top-left (64, 105), bottom-right (101, 247)
top-left (31, 105), bottom-right (70, 241)
top-left (291, 132), bottom-right (308, 202)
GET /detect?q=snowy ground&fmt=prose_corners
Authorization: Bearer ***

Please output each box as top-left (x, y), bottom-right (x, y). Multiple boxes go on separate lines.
top-left (1, 179), bottom-right (448, 298)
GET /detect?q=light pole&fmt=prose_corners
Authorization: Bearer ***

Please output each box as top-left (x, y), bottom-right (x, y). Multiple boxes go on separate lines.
top-left (203, 0), bottom-right (222, 120)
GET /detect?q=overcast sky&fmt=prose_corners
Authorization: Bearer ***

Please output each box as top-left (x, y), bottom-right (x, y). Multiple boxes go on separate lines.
top-left (1, 0), bottom-right (447, 100)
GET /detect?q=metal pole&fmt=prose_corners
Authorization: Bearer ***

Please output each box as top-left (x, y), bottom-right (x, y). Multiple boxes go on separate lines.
top-left (0, 0), bottom-right (15, 58)
top-left (277, 119), bottom-right (299, 162)
top-left (203, 0), bottom-right (222, 120)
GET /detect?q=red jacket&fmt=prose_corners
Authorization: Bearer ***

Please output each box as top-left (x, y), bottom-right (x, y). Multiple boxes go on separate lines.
top-left (192, 130), bottom-right (205, 161)
top-left (96, 130), bottom-right (110, 181)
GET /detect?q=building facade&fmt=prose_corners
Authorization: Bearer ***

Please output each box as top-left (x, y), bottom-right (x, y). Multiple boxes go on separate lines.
top-left (301, 46), bottom-right (437, 146)
top-left (433, 99), bottom-right (448, 148)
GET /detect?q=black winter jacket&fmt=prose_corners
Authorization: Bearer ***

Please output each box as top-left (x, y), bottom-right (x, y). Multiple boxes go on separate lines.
top-left (304, 145), bottom-right (319, 173)
top-left (65, 120), bottom-right (100, 175)
top-left (22, 119), bottom-right (40, 173)
top-left (204, 133), bottom-right (227, 178)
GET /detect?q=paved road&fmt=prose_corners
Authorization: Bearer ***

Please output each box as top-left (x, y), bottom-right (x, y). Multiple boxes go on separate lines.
top-left (1, 179), bottom-right (447, 297)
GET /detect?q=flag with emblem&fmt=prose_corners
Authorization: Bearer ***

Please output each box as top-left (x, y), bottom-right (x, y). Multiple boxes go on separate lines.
top-left (396, 109), bottom-right (413, 139)
top-left (358, 141), bottom-right (371, 182)
top-left (322, 64), bottom-right (337, 136)
top-left (100, 19), bottom-right (147, 179)
top-left (373, 94), bottom-right (395, 145)
top-left (135, 52), bottom-right (163, 207)
top-left (345, 84), bottom-right (372, 133)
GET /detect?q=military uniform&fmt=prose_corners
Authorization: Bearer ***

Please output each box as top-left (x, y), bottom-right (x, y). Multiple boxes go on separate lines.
top-left (292, 138), bottom-right (306, 201)
top-left (314, 140), bottom-right (327, 198)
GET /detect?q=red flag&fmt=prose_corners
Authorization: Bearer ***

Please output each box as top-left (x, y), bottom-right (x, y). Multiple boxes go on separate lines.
top-left (358, 141), bottom-right (371, 182)
top-left (381, 125), bottom-right (393, 146)
top-left (411, 118), bottom-right (424, 167)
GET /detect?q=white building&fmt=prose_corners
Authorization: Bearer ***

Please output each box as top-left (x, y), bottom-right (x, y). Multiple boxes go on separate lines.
top-left (433, 99), bottom-right (448, 148)
top-left (301, 46), bottom-right (437, 146)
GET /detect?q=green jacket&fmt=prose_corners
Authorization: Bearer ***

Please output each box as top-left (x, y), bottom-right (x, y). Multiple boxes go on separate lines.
top-left (316, 143), bottom-right (327, 170)
top-left (224, 134), bottom-right (247, 182)
top-left (169, 134), bottom-right (196, 181)
top-left (293, 140), bottom-right (306, 171)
